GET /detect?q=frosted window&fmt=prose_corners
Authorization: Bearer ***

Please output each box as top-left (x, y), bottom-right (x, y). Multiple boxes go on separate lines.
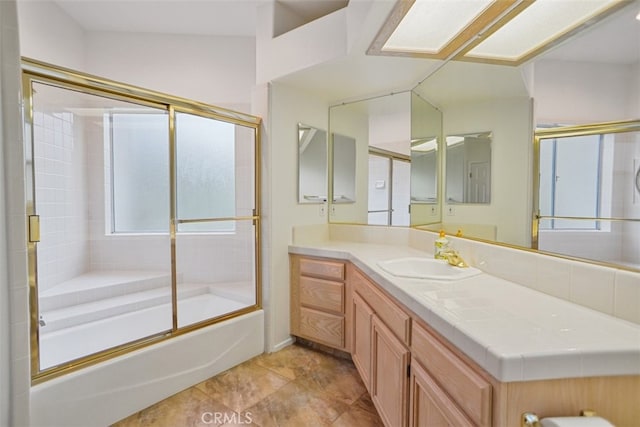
top-left (176, 113), bottom-right (236, 232)
top-left (111, 113), bottom-right (170, 233)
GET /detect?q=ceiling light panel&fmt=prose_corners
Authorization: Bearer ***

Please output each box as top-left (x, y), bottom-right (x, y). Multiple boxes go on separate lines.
top-left (463, 0), bottom-right (623, 63)
top-left (383, 0), bottom-right (494, 54)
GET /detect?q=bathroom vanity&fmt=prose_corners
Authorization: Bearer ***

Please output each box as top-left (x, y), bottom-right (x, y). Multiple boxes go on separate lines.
top-left (289, 230), bottom-right (640, 427)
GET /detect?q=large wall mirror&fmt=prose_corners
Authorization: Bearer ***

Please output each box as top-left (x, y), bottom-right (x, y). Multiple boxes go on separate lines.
top-left (411, 0), bottom-right (639, 271)
top-left (328, 90), bottom-right (442, 225)
top-left (298, 123), bottom-right (327, 203)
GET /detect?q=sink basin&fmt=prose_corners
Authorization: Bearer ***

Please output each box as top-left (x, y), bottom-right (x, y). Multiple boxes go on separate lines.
top-left (377, 257), bottom-right (482, 281)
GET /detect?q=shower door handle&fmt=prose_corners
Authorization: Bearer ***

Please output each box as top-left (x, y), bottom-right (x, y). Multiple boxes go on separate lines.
top-left (28, 215), bottom-right (41, 243)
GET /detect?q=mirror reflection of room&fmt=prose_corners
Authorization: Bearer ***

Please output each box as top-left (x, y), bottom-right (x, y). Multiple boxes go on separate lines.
top-left (331, 132), bottom-right (356, 204)
top-left (297, 123), bottom-right (327, 204)
top-left (329, 91), bottom-right (443, 226)
top-left (445, 132), bottom-right (491, 204)
top-left (536, 125), bottom-right (640, 269)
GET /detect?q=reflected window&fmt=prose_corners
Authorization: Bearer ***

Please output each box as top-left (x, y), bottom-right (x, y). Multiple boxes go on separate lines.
top-left (539, 133), bottom-right (608, 230)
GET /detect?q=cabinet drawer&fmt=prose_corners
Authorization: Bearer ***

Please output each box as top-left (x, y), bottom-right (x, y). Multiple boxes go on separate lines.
top-left (352, 268), bottom-right (410, 345)
top-left (300, 258), bottom-right (345, 281)
top-left (412, 323), bottom-right (491, 427)
top-left (299, 307), bottom-right (344, 348)
top-left (300, 277), bottom-right (344, 314)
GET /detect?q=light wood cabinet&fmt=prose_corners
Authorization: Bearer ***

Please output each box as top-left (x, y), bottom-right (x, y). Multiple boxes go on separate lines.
top-left (290, 254), bottom-right (638, 427)
top-left (371, 315), bottom-right (410, 427)
top-left (411, 322), bottom-right (492, 427)
top-left (409, 357), bottom-right (474, 427)
top-left (350, 264), bottom-right (411, 427)
top-left (290, 255), bottom-right (349, 351)
top-left (351, 291), bottom-right (373, 391)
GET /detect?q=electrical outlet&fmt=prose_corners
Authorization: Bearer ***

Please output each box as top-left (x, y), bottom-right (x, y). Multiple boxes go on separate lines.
top-left (430, 205), bottom-right (437, 215)
top-left (446, 205), bottom-right (455, 216)
top-left (330, 205), bottom-right (336, 217)
top-left (319, 204), bottom-right (326, 217)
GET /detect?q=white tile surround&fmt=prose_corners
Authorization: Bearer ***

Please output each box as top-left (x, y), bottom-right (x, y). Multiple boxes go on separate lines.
top-left (290, 224), bottom-right (640, 382)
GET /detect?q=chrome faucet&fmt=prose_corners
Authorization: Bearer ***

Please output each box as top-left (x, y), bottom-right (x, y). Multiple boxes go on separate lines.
top-left (442, 248), bottom-right (469, 268)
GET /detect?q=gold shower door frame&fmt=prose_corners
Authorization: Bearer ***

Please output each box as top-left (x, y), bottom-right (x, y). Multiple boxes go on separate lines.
top-left (22, 58), bottom-right (262, 384)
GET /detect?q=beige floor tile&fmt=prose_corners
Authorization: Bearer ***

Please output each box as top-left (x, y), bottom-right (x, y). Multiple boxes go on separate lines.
top-left (112, 344), bottom-right (381, 427)
top-left (113, 387), bottom-right (236, 427)
top-left (195, 362), bottom-right (291, 413)
top-left (244, 380), bottom-right (348, 427)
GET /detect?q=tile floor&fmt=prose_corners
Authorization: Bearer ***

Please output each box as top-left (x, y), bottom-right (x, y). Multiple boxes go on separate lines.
top-left (112, 343), bottom-right (383, 426)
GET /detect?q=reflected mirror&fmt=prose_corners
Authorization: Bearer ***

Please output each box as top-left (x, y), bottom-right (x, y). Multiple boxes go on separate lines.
top-left (445, 132), bottom-right (492, 204)
top-left (332, 133), bottom-right (356, 204)
top-left (329, 91), bottom-right (442, 225)
top-left (410, 139), bottom-right (438, 204)
top-left (298, 123), bottom-right (327, 204)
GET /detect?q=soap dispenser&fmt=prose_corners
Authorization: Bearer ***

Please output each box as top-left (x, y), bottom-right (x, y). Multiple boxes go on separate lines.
top-left (434, 230), bottom-right (449, 260)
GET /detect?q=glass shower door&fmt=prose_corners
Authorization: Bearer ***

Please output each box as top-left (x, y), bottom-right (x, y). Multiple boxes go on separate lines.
top-left (174, 111), bottom-right (258, 328)
top-left (27, 80), bottom-right (173, 371)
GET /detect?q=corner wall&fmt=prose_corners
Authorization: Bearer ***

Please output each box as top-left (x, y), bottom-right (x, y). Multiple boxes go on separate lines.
top-left (1, 1), bottom-right (29, 424)
top-left (255, 82), bottom-right (330, 351)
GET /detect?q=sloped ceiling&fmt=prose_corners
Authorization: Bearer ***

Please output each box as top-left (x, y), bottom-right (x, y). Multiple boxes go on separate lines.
top-left (48, 0), bottom-right (639, 105)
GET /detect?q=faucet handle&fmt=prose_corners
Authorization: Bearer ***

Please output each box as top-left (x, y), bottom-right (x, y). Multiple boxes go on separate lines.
top-left (444, 250), bottom-right (469, 268)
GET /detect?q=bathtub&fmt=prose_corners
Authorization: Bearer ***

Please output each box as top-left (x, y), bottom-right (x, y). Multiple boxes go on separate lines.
top-left (31, 269), bottom-right (262, 427)
top-left (40, 293), bottom-right (251, 369)
top-left (38, 270), bottom-right (256, 369)
top-left (31, 309), bottom-right (264, 427)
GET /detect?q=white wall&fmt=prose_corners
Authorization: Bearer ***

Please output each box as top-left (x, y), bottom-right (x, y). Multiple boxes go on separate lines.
top-left (534, 59), bottom-right (633, 124)
top-left (85, 32), bottom-right (255, 110)
top-left (1, 1), bottom-right (30, 425)
top-left (256, 2), bottom-right (348, 84)
top-left (255, 82), bottom-right (330, 351)
top-left (443, 97), bottom-right (534, 246)
top-left (17, 0), bottom-right (85, 70)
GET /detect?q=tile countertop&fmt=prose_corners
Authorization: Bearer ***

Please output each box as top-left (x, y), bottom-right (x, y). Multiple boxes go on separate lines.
top-left (289, 241), bottom-right (640, 383)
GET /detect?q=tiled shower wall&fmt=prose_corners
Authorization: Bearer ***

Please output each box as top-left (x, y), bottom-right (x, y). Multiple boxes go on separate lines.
top-left (33, 110), bottom-right (89, 291)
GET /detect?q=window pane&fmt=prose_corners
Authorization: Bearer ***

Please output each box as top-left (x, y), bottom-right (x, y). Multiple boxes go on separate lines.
top-left (176, 113), bottom-right (236, 232)
top-left (111, 113), bottom-right (169, 233)
top-left (554, 135), bottom-right (600, 229)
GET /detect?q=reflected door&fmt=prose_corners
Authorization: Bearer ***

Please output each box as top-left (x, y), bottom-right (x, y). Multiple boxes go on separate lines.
top-left (368, 152), bottom-right (410, 226)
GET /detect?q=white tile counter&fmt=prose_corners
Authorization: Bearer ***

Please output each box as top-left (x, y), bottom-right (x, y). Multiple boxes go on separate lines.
top-left (289, 240), bottom-right (640, 383)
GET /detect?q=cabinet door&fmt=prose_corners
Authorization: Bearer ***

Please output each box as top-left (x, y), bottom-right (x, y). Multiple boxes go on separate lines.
top-left (371, 315), bottom-right (410, 427)
top-left (352, 292), bottom-right (374, 391)
top-left (409, 358), bottom-right (474, 427)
